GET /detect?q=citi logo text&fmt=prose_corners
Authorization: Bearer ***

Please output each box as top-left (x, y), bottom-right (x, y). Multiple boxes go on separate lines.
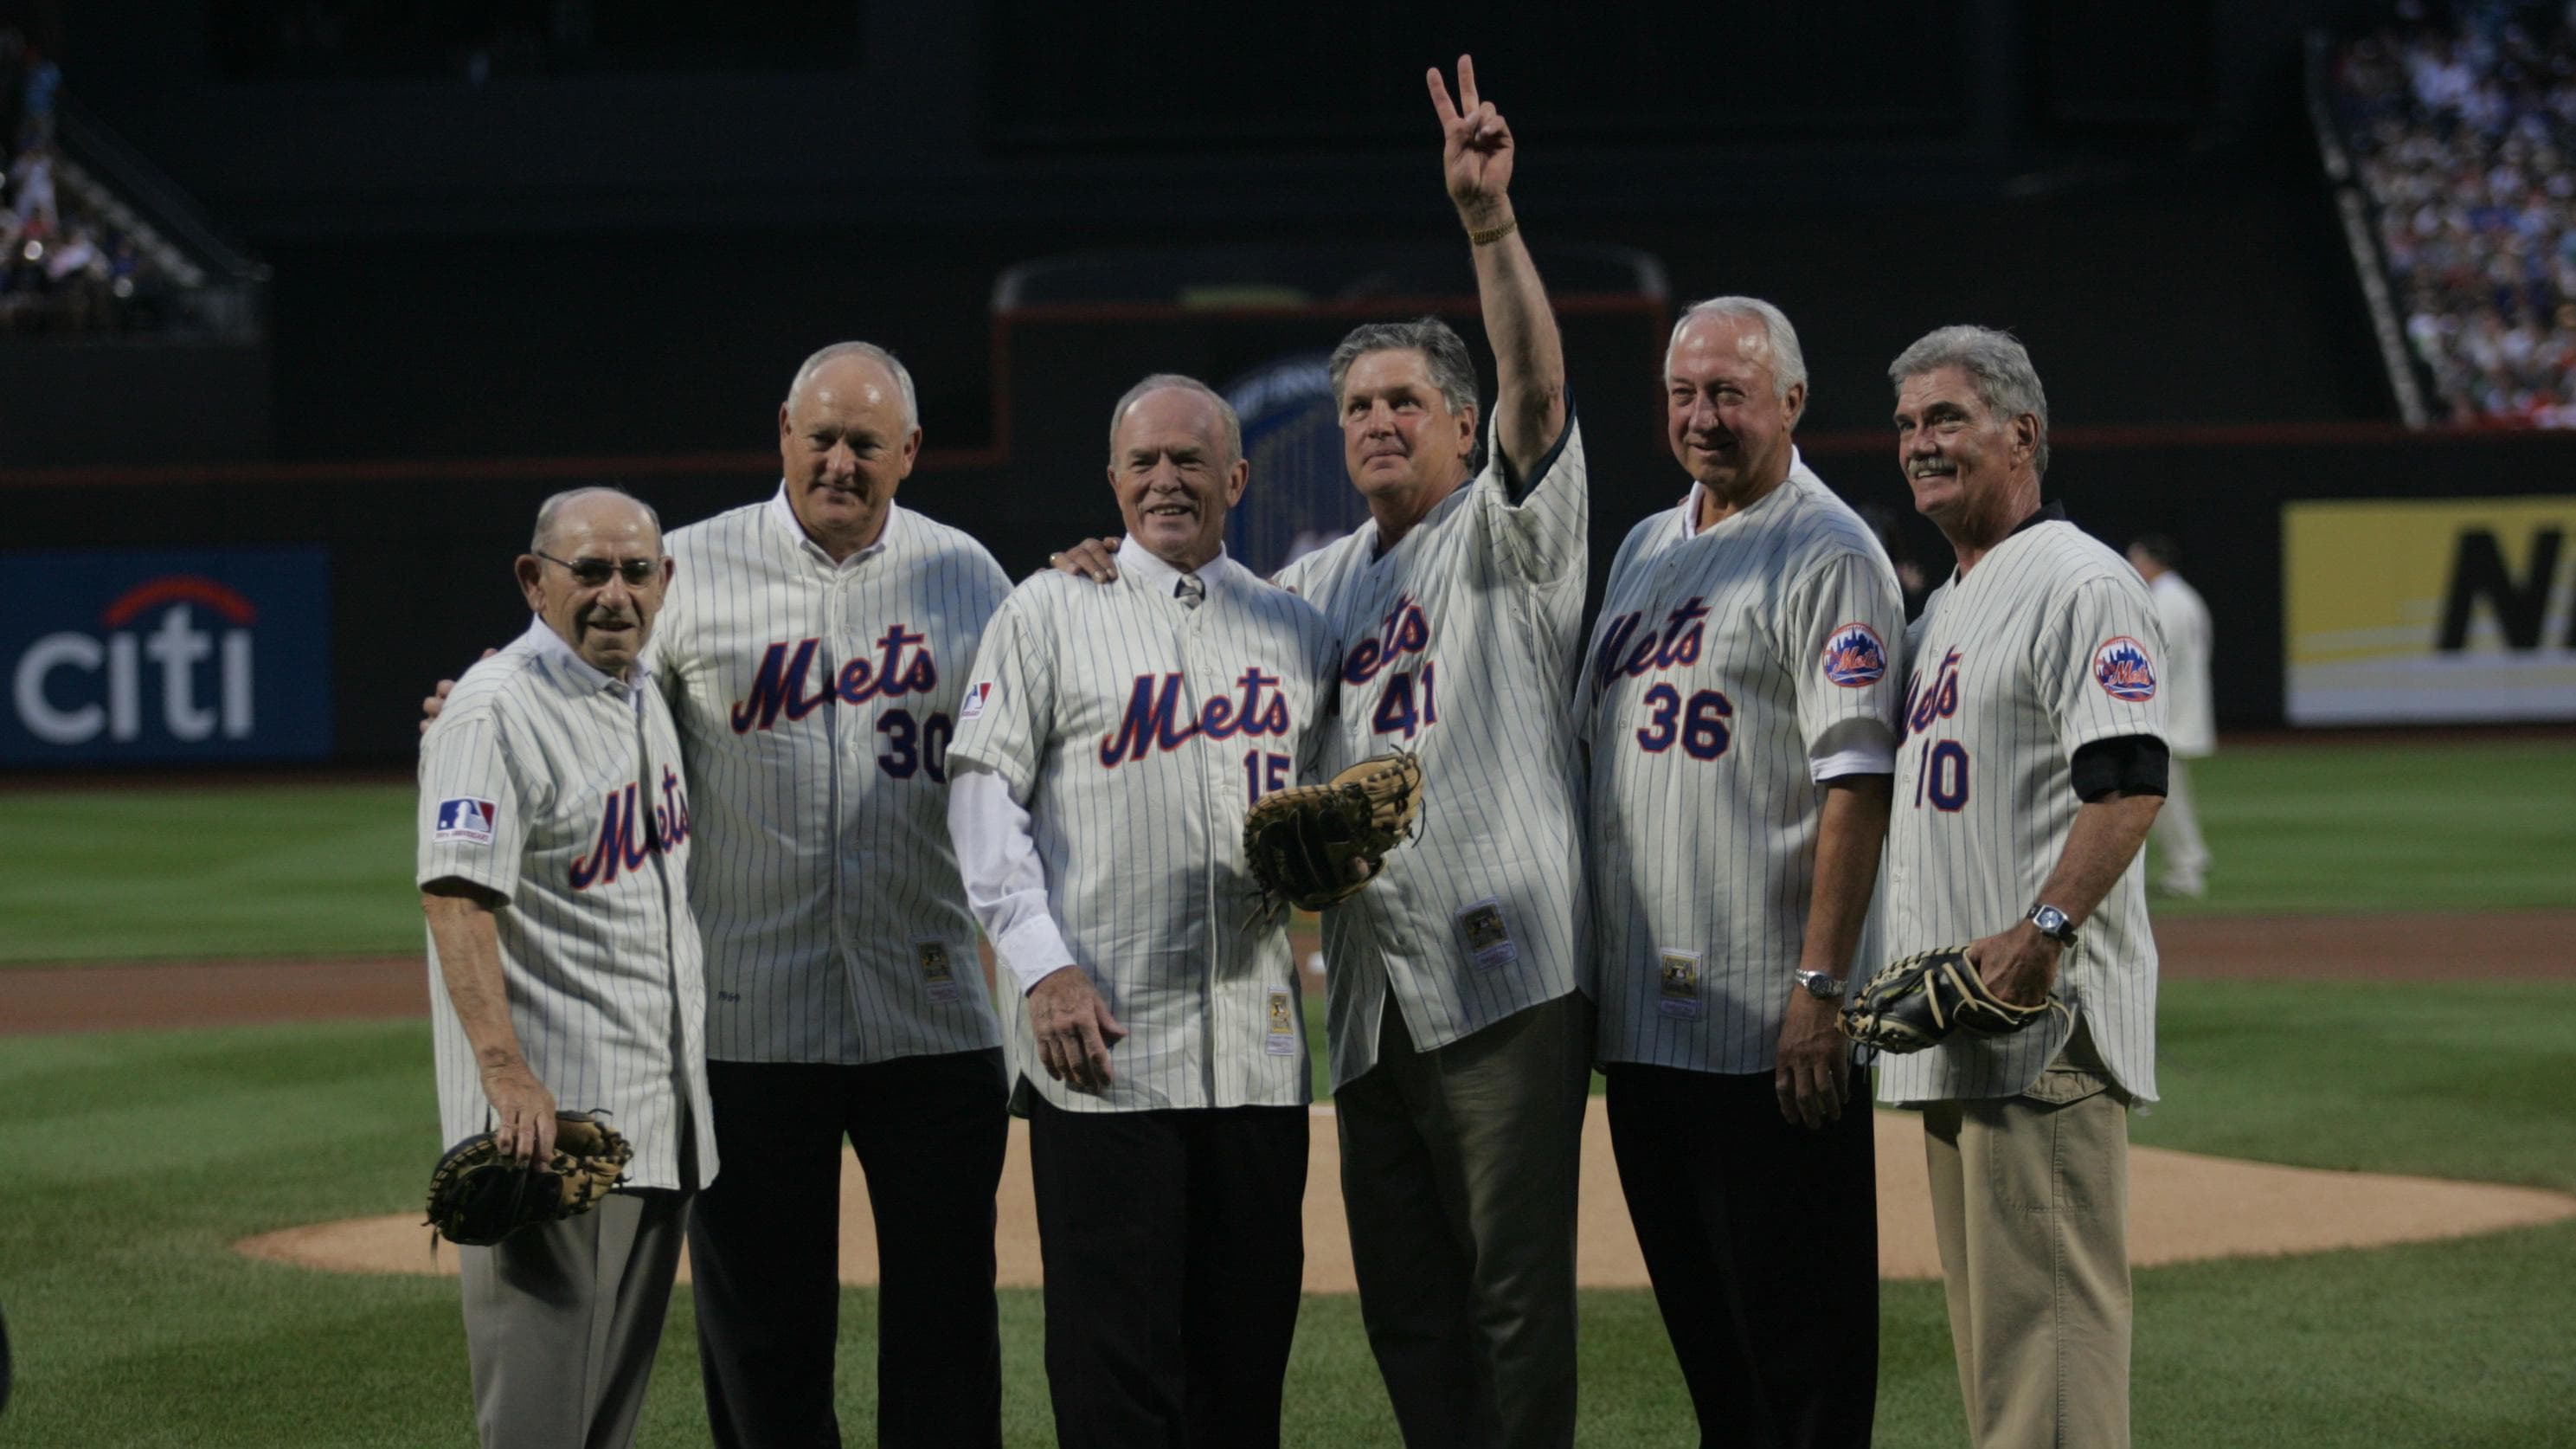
top-left (12, 577), bottom-right (257, 745)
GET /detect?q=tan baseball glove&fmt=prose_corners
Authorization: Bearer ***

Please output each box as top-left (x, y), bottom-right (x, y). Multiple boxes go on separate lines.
top-left (1243, 752), bottom-right (1424, 913)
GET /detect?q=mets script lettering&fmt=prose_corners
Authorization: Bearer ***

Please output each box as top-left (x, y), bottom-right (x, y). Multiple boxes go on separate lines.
top-left (1341, 596), bottom-right (1430, 685)
top-left (1591, 597), bottom-right (1710, 692)
top-left (1904, 647), bottom-right (1964, 737)
top-left (730, 626), bottom-right (938, 733)
top-left (1099, 668), bottom-right (1291, 767)
top-left (569, 765), bottom-right (692, 890)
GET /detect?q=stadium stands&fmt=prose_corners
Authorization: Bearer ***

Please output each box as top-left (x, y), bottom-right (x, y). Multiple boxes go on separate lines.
top-left (2332, 3), bottom-right (2576, 425)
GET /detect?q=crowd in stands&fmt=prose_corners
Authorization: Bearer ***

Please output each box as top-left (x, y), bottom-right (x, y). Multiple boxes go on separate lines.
top-left (0, 28), bottom-right (165, 336)
top-left (2333, 2), bottom-right (2576, 426)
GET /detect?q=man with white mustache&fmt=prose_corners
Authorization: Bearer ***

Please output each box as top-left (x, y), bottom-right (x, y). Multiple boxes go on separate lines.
top-left (1878, 325), bottom-right (2167, 1449)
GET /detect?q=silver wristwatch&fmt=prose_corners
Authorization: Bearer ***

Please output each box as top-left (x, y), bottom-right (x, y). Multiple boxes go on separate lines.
top-left (2025, 902), bottom-right (2079, 947)
top-left (1793, 968), bottom-right (1847, 1001)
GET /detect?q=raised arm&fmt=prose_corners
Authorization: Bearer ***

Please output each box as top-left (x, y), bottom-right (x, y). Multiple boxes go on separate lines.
top-left (1429, 55), bottom-right (1565, 478)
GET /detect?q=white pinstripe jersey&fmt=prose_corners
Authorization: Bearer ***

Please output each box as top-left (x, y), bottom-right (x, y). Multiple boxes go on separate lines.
top-left (948, 550), bottom-right (1340, 1114)
top-left (647, 491), bottom-right (1011, 1064)
top-left (1585, 463), bottom-right (1905, 1074)
top-left (419, 617), bottom-right (720, 1190)
top-left (1273, 417), bottom-right (1588, 1089)
top-left (1874, 517), bottom-right (2166, 1104)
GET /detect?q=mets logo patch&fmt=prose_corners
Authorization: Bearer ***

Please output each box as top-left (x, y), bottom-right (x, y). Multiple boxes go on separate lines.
top-left (2092, 636), bottom-right (2157, 702)
top-left (960, 680), bottom-right (993, 720)
top-left (1821, 623), bottom-right (1888, 687)
top-left (434, 797), bottom-right (497, 845)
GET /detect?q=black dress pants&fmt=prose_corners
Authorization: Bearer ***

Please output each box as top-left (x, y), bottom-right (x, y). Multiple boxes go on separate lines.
top-left (689, 1049), bottom-right (1008, 1449)
top-left (1605, 1061), bottom-right (1879, 1449)
top-left (1025, 1092), bottom-right (1308, 1449)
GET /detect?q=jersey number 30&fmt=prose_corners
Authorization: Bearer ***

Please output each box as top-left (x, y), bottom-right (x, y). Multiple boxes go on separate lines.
top-left (877, 709), bottom-right (954, 782)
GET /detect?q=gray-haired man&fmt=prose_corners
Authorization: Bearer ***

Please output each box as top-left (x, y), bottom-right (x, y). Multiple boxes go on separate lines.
top-left (1879, 325), bottom-right (2167, 1449)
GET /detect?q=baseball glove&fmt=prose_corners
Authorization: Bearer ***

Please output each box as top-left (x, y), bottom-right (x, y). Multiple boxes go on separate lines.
top-left (1243, 752), bottom-right (1424, 913)
top-left (424, 1111), bottom-right (633, 1246)
top-left (1839, 947), bottom-right (2065, 1054)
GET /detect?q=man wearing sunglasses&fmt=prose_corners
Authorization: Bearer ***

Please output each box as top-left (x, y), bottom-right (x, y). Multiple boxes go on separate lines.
top-left (421, 486), bottom-right (717, 1449)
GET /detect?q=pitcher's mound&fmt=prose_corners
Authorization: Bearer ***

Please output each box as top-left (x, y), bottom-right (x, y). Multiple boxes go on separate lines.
top-left (238, 1102), bottom-right (2576, 1288)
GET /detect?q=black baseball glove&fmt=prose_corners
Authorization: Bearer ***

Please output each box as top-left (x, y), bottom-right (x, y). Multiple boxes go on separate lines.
top-left (425, 1111), bottom-right (633, 1246)
top-left (1839, 947), bottom-right (2065, 1053)
top-left (1243, 752), bottom-right (1424, 914)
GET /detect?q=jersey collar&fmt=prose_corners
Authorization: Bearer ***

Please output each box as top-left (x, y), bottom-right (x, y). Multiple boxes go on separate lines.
top-left (1678, 446), bottom-right (1812, 539)
top-left (1115, 535), bottom-right (1236, 597)
top-left (767, 483), bottom-right (902, 569)
top-left (518, 615), bottom-right (654, 701)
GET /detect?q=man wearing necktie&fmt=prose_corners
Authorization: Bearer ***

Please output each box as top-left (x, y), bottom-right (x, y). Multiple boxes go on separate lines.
top-left (945, 376), bottom-right (1346, 1448)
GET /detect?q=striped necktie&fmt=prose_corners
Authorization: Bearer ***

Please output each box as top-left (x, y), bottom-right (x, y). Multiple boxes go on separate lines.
top-left (1175, 573), bottom-right (1205, 609)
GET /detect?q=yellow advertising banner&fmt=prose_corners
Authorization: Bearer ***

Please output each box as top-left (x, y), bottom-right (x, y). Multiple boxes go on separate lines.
top-left (2284, 497), bottom-right (2576, 723)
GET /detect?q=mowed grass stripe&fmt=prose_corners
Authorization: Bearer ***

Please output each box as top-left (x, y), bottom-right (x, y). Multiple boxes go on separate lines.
top-left (2150, 738), bottom-right (2576, 918)
top-left (3, 738), bottom-right (2573, 966)
top-left (0, 783), bottom-right (420, 963)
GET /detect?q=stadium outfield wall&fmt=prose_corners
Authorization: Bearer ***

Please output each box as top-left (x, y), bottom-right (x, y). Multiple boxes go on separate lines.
top-left (3, 425), bottom-right (2572, 770)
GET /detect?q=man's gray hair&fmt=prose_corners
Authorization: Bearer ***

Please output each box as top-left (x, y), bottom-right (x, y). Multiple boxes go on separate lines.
top-left (785, 340), bottom-right (920, 433)
top-left (1107, 373), bottom-right (1244, 465)
top-left (1667, 296), bottom-right (1808, 402)
top-left (1328, 317), bottom-right (1485, 472)
top-left (1888, 325), bottom-right (2051, 480)
top-left (530, 486), bottom-right (661, 552)
top-left (1327, 316), bottom-right (1481, 417)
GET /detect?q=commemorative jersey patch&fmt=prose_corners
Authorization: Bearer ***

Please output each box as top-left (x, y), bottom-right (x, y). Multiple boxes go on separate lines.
top-left (1656, 950), bottom-right (1703, 1020)
top-left (1821, 622), bottom-right (1888, 687)
top-left (1457, 898), bottom-right (1519, 970)
top-left (1265, 990), bottom-right (1299, 1056)
top-left (2092, 636), bottom-right (2157, 702)
top-left (960, 680), bottom-right (993, 720)
top-left (434, 797), bottom-right (497, 845)
top-left (915, 939), bottom-right (961, 1003)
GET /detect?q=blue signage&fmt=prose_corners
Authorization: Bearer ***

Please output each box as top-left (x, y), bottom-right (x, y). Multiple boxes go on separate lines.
top-left (1224, 352), bottom-right (1371, 579)
top-left (1, 548), bottom-right (332, 764)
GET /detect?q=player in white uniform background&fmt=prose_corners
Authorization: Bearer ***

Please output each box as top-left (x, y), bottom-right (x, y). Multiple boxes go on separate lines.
top-left (651, 344), bottom-right (1013, 1449)
top-left (420, 486), bottom-right (718, 1449)
top-left (1877, 326), bottom-right (2168, 1449)
top-left (2125, 533), bottom-right (2215, 897)
top-left (1044, 62), bottom-right (1590, 1446)
top-left (947, 376), bottom-right (1342, 1449)
top-left (1584, 297), bottom-right (1902, 1449)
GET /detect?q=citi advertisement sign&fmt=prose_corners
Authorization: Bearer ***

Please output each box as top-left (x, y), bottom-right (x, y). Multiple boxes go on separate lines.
top-left (3, 549), bottom-right (331, 763)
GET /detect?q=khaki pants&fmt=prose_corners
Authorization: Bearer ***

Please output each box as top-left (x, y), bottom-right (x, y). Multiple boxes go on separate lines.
top-left (1919, 1024), bottom-right (2131, 1449)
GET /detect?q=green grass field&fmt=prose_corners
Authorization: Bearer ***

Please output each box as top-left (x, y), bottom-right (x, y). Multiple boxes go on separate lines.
top-left (3, 739), bottom-right (2570, 965)
top-left (2, 737), bottom-right (2573, 1446)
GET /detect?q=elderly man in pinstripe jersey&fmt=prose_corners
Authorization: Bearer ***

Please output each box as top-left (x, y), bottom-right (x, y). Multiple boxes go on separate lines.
top-left (427, 344), bottom-right (1017, 1449)
top-left (1878, 325), bottom-right (2168, 1449)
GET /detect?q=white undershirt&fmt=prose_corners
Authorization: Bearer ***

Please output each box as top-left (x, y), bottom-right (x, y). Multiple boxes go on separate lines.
top-left (946, 537), bottom-right (1225, 995)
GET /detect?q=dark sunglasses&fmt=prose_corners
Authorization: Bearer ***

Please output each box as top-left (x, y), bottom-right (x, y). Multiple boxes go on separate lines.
top-left (534, 551), bottom-right (659, 588)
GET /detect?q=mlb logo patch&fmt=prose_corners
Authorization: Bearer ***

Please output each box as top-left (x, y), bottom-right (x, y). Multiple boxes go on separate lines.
top-left (1821, 622), bottom-right (1888, 687)
top-left (434, 797), bottom-right (497, 845)
top-left (960, 680), bottom-right (993, 720)
top-left (2092, 636), bottom-right (2157, 702)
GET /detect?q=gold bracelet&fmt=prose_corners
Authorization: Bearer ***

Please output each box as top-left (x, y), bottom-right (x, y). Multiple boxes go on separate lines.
top-left (1468, 216), bottom-right (1519, 247)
